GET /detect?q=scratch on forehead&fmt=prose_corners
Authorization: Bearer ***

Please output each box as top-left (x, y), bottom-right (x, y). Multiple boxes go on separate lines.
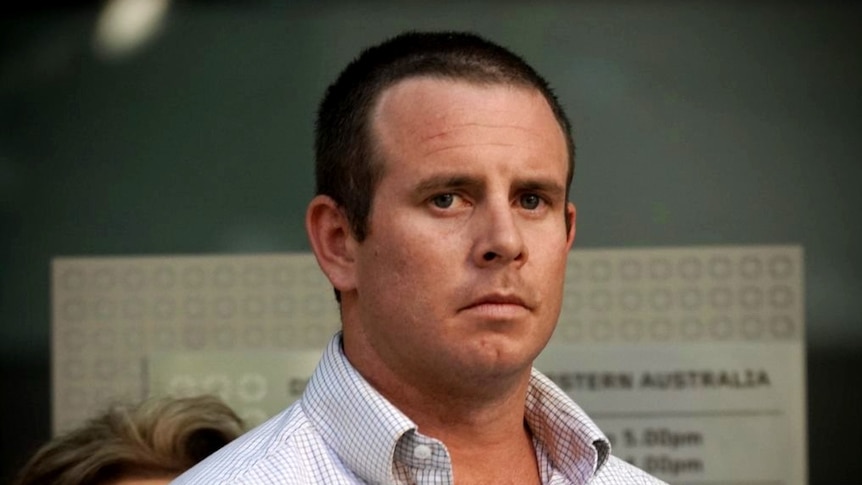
top-left (419, 121), bottom-right (538, 143)
top-left (421, 142), bottom-right (520, 158)
top-left (418, 121), bottom-right (552, 158)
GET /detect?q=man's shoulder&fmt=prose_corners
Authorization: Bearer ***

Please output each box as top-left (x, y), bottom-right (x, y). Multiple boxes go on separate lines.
top-left (171, 401), bottom-right (328, 485)
top-left (592, 456), bottom-right (669, 485)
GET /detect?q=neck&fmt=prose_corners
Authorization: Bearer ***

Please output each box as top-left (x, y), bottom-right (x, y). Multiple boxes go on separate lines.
top-left (381, 370), bottom-right (541, 485)
top-left (343, 322), bottom-right (535, 431)
top-left (407, 374), bottom-right (531, 440)
top-left (341, 327), bottom-right (541, 484)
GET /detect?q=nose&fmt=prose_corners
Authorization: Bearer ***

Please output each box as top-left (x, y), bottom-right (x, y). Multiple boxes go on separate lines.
top-left (472, 200), bottom-right (527, 267)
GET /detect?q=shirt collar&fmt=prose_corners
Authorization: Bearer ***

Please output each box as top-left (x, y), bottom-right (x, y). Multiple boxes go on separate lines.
top-left (302, 332), bottom-right (417, 484)
top-left (526, 368), bottom-right (612, 483)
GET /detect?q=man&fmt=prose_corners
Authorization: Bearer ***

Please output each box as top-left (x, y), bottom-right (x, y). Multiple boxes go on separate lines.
top-left (174, 31), bottom-right (665, 484)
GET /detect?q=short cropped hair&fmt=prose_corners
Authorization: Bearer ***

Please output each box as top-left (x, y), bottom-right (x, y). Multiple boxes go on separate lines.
top-left (315, 30), bottom-right (575, 243)
top-left (13, 395), bottom-right (244, 485)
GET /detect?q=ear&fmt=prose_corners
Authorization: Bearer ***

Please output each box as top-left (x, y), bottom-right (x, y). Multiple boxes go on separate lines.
top-left (565, 202), bottom-right (577, 250)
top-left (306, 195), bottom-right (358, 293)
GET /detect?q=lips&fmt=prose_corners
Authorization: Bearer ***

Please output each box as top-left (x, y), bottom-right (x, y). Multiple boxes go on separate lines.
top-left (460, 293), bottom-right (531, 313)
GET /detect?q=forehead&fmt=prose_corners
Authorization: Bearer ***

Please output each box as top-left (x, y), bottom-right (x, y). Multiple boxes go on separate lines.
top-left (370, 77), bottom-right (568, 173)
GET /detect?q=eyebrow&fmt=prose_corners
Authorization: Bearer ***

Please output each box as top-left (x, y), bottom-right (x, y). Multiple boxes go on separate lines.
top-left (413, 175), bottom-right (482, 194)
top-left (517, 179), bottom-right (567, 199)
top-left (412, 174), bottom-right (566, 199)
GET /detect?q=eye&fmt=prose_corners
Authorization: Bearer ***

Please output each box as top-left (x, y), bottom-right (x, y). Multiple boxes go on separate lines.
top-left (431, 193), bottom-right (455, 209)
top-left (519, 193), bottom-right (542, 210)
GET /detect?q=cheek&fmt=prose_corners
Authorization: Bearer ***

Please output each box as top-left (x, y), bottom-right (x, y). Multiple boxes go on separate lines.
top-left (364, 231), bottom-right (433, 295)
top-left (371, 232), bottom-right (461, 313)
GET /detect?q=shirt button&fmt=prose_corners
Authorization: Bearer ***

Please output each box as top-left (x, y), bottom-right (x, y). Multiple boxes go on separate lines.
top-left (413, 444), bottom-right (433, 460)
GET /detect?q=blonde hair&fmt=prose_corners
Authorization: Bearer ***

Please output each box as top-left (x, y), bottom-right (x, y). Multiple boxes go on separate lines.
top-left (14, 395), bottom-right (244, 485)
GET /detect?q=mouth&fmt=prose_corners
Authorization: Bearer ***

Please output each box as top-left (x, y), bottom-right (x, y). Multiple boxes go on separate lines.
top-left (459, 293), bottom-right (532, 318)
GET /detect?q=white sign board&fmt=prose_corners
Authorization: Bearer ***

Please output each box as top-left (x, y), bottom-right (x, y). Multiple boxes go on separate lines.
top-left (52, 246), bottom-right (806, 484)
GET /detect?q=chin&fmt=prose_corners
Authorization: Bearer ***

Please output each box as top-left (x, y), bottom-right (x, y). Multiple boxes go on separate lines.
top-left (463, 339), bottom-right (540, 373)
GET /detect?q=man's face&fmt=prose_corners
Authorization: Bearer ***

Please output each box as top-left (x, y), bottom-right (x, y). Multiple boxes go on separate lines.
top-left (344, 77), bottom-right (575, 389)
